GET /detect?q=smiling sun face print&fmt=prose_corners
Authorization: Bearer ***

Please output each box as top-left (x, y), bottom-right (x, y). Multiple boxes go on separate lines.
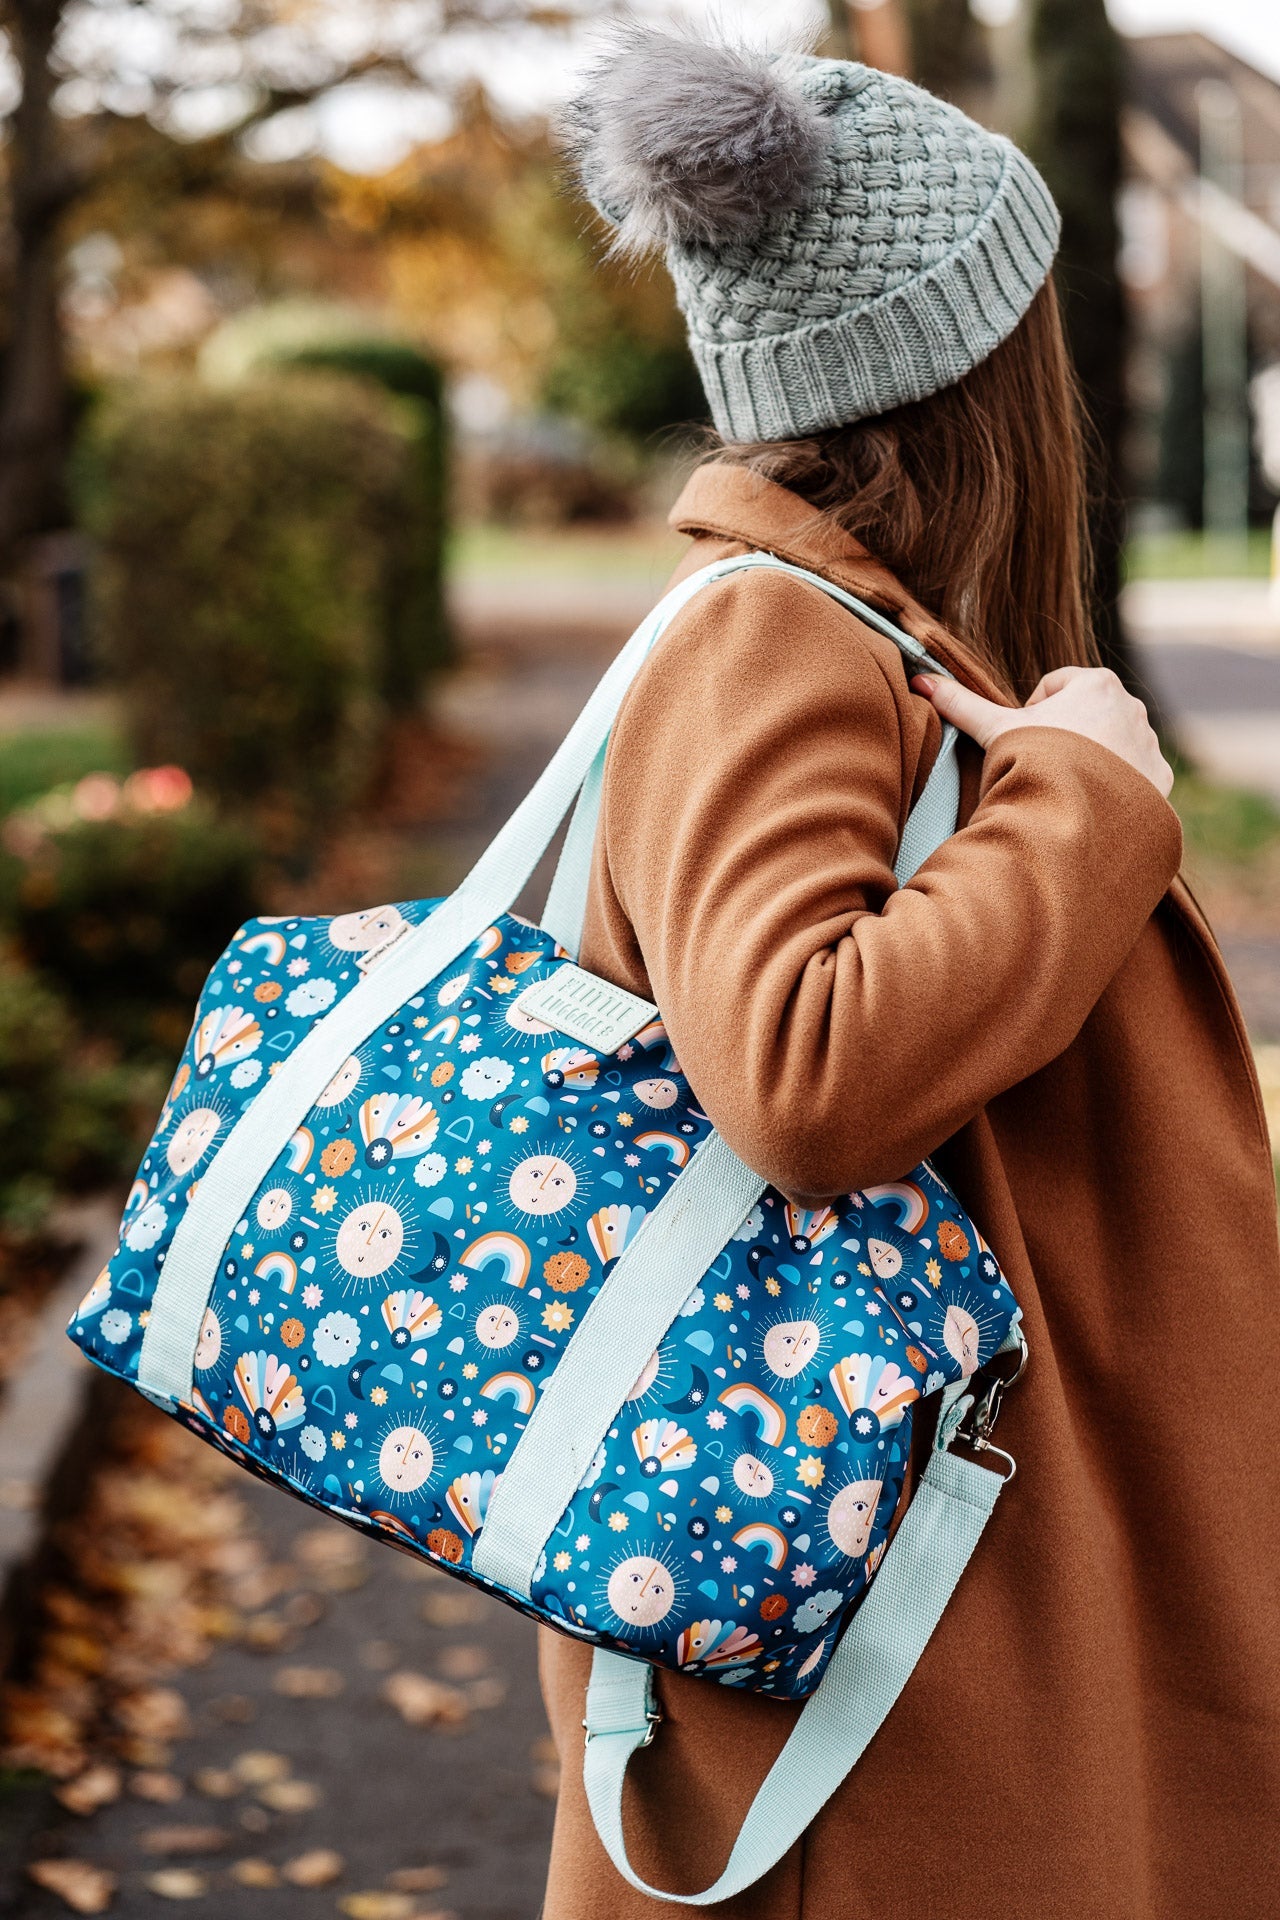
top-left (507, 1155), bottom-right (578, 1219)
top-left (474, 1301), bottom-right (521, 1350)
top-left (377, 1423), bottom-right (435, 1495)
top-left (732, 1452), bottom-right (776, 1500)
top-left (826, 1477), bottom-right (883, 1561)
top-left (761, 1317), bottom-right (823, 1382)
top-left (334, 1200), bottom-right (406, 1280)
top-left (255, 1186), bottom-right (293, 1233)
top-left (166, 1106), bottom-right (223, 1175)
top-left (606, 1554), bottom-right (677, 1631)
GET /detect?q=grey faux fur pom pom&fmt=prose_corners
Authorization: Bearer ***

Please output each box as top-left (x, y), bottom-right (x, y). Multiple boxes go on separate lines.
top-left (564, 25), bottom-right (827, 256)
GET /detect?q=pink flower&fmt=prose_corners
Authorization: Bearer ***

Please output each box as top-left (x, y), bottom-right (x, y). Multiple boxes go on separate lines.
top-left (792, 1563), bottom-right (816, 1588)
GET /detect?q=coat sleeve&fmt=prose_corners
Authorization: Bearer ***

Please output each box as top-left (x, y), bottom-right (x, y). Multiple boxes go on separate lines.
top-left (593, 569), bottom-right (1185, 1203)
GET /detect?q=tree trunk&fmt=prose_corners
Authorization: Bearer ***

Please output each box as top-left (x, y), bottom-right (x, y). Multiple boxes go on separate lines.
top-left (1026, 0), bottom-right (1149, 708)
top-left (0, 0), bottom-right (76, 571)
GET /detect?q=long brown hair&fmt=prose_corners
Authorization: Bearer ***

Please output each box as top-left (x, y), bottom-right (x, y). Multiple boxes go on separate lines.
top-left (710, 280), bottom-right (1100, 698)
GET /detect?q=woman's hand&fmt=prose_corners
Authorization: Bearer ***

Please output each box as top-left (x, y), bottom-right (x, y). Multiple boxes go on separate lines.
top-left (912, 666), bottom-right (1174, 798)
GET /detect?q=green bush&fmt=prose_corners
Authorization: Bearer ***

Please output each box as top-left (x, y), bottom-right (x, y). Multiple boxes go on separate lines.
top-left (79, 375), bottom-right (436, 847)
top-left (0, 776), bottom-right (262, 1060)
top-left (0, 952), bottom-right (159, 1234)
top-left (280, 341), bottom-right (451, 696)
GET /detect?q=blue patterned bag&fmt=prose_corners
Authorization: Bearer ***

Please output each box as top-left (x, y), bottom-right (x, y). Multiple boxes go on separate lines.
top-left (69, 556), bottom-right (1024, 1904)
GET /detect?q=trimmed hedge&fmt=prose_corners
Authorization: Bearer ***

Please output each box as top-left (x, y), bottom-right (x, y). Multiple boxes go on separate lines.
top-left (80, 375), bottom-right (437, 847)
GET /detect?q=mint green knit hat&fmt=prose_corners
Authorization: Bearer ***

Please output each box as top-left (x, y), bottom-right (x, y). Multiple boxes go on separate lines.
top-left (566, 30), bottom-right (1061, 442)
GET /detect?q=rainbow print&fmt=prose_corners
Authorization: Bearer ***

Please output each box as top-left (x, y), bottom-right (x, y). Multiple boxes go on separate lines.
top-left (445, 1468), bottom-right (499, 1536)
top-left (459, 1231), bottom-right (531, 1290)
top-left (632, 1019), bottom-right (680, 1072)
top-left (829, 1353), bottom-right (920, 1431)
top-left (233, 1351), bottom-right (305, 1435)
top-left (125, 1178), bottom-right (149, 1215)
top-left (732, 1521), bottom-right (789, 1569)
top-left (193, 1005), bottom-right (262, 1074)
top-left (240, 929), bottom-right (287, 965)
top-left (479, 1370), bottom-right (537, 1414)
top-left (631, 1418), bottom-right (697, 1472)
top-left (358, 1093), bottom-right (439, 1162)
top-left (863, 1181), bottom-right (929, 1234)
top-left (634, 1131), bottom-right (691, 1167)
top-left (586, 1204), bottom-right (646, 1269)
top-left (717, 1382), bottom-right (786, 1447)
top-left (541, 1047), bottom-right (599, 1089)
top-left (676, 1621), bottom-right (763, 1668)
top-left (284, 1127), bottom-right (314, 1173)
top-left (783, 1203), bottom-right (839, 1249)
top-left (424, 1015), bottom-right (460, 1046)
top-left (474, 925), bottom-right (503, 959)
top-left (381, 1290), bottom-right (442, 1345)
top-left (254, 1251), bottom-right (298, 1295)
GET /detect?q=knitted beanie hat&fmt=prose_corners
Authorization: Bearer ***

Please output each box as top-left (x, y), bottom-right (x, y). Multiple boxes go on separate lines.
top-left (565, 28), bottom-right (1061, 442)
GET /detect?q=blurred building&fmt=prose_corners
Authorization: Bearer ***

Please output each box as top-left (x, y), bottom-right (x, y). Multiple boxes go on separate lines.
top-left (1120, 32), bottom-right (1280, 527)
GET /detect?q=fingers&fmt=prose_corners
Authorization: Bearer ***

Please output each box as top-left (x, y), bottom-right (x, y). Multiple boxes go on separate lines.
top-left (911, 674), bottom-right (1010, 750)
top-left (1025, 665), bottom-right (1091, 706)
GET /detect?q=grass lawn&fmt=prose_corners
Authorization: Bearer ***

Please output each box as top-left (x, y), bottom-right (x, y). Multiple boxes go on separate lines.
top-left (0, 723), bottom-right (132, 818)
top-left (449, 520), bottom-right (686, 588)
top-left (1124, 528), bottom-right (1273, 580)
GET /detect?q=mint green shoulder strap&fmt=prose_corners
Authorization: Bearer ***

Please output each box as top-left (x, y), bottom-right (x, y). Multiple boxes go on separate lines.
top-left (541, 550), bottom-right (960, 958)
top-left (582, 1445), bottom-right (1005, 1906)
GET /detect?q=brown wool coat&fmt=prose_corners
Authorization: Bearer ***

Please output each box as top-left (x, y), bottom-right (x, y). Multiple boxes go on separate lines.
top-left (538, 462), bottom-right (1280, 1920)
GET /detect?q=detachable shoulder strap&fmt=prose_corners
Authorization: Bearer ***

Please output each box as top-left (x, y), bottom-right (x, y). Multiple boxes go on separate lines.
top-left (541, 550), bottom-right (960, 957)
top-left (581, 1443), bottom-right (1005, 1905)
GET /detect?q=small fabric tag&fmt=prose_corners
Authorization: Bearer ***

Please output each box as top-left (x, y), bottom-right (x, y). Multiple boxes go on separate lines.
top-left (513, 964), bottom-right (657, 1055)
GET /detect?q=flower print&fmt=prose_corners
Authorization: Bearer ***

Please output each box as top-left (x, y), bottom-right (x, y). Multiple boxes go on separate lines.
top-left (792, 1563), bottom-right (816, 1588)
top-left (472, 1408), bottom-right (488, 1427)
top-left (715, 1506), bottom-right (733, 1524)
top-left (344, 1411), bottom-right (358, 1429)
top-left (454, 1155), bottom-right (473, 1174)
top-left (865, 1299), bottom-right (881, 1316)
top-left (851, 1411), bottom-right (878, 1440)
top-left (459, 1034), bottom-right (481, 1053)
top-left (462, 1362), bottom-right (478, 1380)
top-left (450, 1275), bottom-right (467, 1292)
top-left (302, 1283), bottom-right (322, 1310)
top-left (287, 957), bottom-right (310, 977)
top-left (509, 1115), bottom-right (529, 1134)
top-left (797, 1457), bottom-right (825, 1488)
top-left (857, 1261), bottom-right (871, 1277)
top-left (625, 1154), bottom-right (640, 1167)
top-left (241, 1243), bottom-right (254, 1259)
top-left (617, 1112), bottom-right (633, 1127)
top-left (330, 1429), bottom-right (346, 1450)
top-left (476, 1139), bottom-right (492, 1156)
top-left (413, 1015), bottom-right (428, 1028)
top-left (247, 1288), bottom-right (260, 1306)
top-left (735, 1283), bottom-right (750, 1300)
top-left (616, 1044), bottom-right (635, 1061)
top-left (369, 1386), bottom-right (388, 1406)
top-left (575, 1534), bottom-right (590, 1551)
top-left (608, 1510), bottom-right (629, 1531)
top-left (765, 1276), bottom-right (782, 1297)
top-left (542, 1301), bottom-right (574, 1334)
top-left (714, 1292), bottom-right (732, 1312)
top-left (720, 1556), bottom-right (737, 1574)
top-left (554, 1551), bottom-right (572, 1572)
top-left (314, 1185), bottom-right (338, 1214)
top-left (793, 1589), bottom-right (844, 1635)
top-left (490, 975), bottom-right (517, 994)
top-left (707, 1409), bottom-right (727, 1430)
top-left (925, 1257), bottom-right (942, 1287)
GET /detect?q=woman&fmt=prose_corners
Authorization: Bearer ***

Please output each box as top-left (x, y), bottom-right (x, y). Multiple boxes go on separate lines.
top-left (539, 28), bottom-right (1280, 1920)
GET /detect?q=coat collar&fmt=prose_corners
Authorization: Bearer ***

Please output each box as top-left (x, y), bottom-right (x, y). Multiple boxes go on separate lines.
top-left (668, 460), bottom-right (1014, 706)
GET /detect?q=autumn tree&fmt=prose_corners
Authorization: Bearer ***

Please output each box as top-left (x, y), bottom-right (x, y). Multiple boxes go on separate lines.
top-left (0, 0), bottom-right (576, 570)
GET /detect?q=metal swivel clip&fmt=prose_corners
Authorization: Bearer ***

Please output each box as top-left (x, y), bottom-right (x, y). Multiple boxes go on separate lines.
top-left (955, 1322), bottom-right (1028, 1482)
